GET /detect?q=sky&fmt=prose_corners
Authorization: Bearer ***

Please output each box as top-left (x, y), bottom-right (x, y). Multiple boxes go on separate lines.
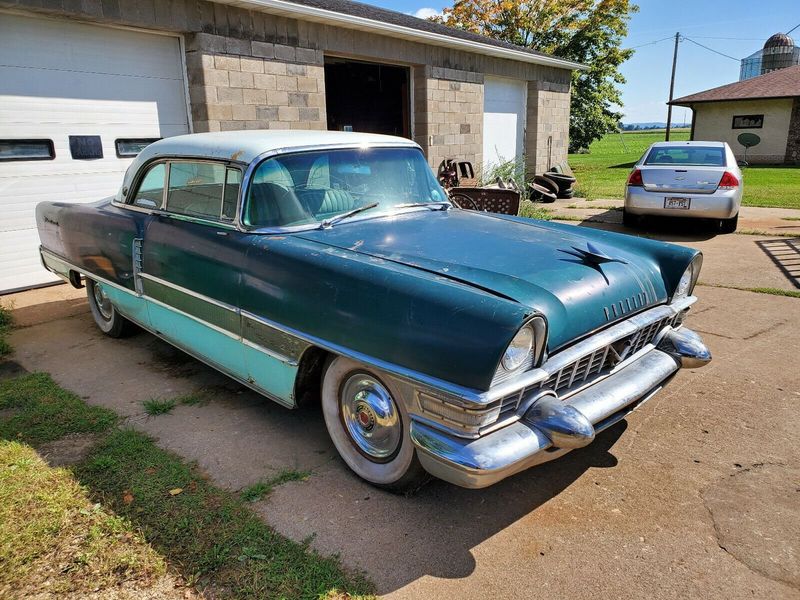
top-left (365, 0), bottom-right (800, 123)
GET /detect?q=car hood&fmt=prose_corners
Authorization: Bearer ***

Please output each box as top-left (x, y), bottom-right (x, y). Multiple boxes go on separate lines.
top-left (296, 210), bottom-right (676, 350)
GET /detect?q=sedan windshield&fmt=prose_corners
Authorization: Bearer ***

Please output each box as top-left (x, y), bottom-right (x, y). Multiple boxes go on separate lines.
top-left (644, 146), bottom-right (726, 167)
top-left (243, 146), bottom-right (447, 229)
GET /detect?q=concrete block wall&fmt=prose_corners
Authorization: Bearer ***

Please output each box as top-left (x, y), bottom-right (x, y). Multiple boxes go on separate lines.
top-left (414, 66), bottom-right (484, 170)
top-left (784, 98), bottom-right (800, 165)
top-left (186, 32), bottom-right (327, 132)
top-left (525, 81), bottom-right (571, 176)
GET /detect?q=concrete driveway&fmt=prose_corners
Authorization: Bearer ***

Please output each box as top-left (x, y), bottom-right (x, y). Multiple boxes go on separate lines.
top-left (5, 224), bottom-right (800, 599)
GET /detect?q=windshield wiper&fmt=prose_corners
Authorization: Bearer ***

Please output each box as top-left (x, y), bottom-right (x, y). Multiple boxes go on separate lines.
top-left (319, 202), bottom-right (379, 229)
top-left (393, 201), bottom-right (450, 211)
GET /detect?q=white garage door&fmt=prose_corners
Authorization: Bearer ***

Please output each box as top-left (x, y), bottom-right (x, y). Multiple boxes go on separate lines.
top-left (0, 13), bottom-right (190, 293)
top-left (483, 76), bottom-right (527, 172)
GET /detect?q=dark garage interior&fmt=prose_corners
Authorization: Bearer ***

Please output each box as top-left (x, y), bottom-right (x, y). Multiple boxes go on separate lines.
top-left (324, 58), bottom-right (410, 138)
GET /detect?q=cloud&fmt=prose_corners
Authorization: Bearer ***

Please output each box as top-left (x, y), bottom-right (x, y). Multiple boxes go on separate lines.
top-left (412, 7), bottom-right (442, 19)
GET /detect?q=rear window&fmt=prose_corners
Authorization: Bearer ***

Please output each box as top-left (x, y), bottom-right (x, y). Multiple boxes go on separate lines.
top-left (644, 146), bottom-right (725, 167)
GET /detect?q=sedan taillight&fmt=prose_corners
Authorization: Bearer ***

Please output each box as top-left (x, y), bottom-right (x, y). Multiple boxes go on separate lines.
top-left (718, 171), bottom-right (739, 190)
top-left (627, 168), bottom-right (643, 186)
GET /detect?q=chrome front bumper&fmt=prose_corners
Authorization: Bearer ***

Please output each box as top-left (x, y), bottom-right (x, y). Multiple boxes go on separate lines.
top-left (410, 327), bottom-right (711, 489)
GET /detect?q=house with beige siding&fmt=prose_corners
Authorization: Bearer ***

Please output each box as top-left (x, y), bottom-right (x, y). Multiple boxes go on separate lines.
top-left (670, 65), bottom-right (800, 165)
top-left (0, 0), bottom-right (584, 292)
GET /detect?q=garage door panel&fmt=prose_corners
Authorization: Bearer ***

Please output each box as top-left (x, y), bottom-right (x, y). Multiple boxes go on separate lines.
top-left (483, 76), bottom-right (526, 171)
top-left (0, 13), bottom-right (190, 292)
top-left (2, 15), bottom-right (186, 80)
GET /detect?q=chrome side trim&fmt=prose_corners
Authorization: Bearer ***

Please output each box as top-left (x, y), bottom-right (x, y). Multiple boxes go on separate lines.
top-left (139, 272), bottom-right (239, 315)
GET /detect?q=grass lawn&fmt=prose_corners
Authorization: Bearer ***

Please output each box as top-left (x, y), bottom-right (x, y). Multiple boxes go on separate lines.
top-left (0, 371), bottom-right (373, 599)
top-left (569, 129), bottom-right (800, 210)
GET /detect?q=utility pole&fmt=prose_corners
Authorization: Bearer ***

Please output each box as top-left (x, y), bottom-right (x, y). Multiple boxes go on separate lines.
top-left (665, 32), bottom-right (680, 141)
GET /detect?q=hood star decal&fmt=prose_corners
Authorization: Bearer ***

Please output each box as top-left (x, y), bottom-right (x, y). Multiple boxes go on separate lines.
top-left (559, 243), bottom-right (627, 284)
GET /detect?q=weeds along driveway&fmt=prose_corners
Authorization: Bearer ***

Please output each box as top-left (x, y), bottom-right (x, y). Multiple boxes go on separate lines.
top-left (5, 230), bottom-right (800, 598)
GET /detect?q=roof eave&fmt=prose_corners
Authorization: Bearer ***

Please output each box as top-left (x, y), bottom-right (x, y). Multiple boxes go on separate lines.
top-left (216, 0), bottom-right (588, 71)
top-left (670, 94), bottom-right (799, 105)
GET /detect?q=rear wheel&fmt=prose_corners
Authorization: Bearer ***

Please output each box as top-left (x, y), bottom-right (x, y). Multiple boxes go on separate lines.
top-left (321, 356), bottom-right (429, 493)
top-left (622, 209), bottom-right (639, 228)
top-left (86, 279), bottom-right (138, 338)
top-left (719, 213), bottom-right (738, 234)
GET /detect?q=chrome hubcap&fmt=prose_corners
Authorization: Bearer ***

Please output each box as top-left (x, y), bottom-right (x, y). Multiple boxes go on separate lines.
top-left (93, 283), bottom-right (113, 320)
top-left (340, 374), bottom-right (401, 461)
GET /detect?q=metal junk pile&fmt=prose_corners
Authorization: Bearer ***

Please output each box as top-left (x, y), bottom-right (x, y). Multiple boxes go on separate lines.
top-left (436, 158), bottom-right (577, 216)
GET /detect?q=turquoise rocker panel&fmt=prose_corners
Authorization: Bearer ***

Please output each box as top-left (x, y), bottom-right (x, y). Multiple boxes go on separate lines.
top-left (103, 285), bottom-right (151, 328)
top-left (243, 345), bottom-right (299, 407)
top-left (146, 300), bottom-right (246, 382)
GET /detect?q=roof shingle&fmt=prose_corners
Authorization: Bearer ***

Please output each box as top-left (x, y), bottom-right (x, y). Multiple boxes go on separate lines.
top-left (670, 64), bottom-right (800, 105)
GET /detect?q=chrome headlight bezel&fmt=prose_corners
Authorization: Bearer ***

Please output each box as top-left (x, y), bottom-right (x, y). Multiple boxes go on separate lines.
top-left (492, 316), bottom-right (547, 387)
top-left (672, 254), bottom-right (703, 301)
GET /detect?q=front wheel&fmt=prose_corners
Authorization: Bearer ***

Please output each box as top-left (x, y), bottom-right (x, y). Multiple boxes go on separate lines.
top-left (321, 356), bottom-right (429, 493)
top-left (86, 279), bottom-right (138, 338)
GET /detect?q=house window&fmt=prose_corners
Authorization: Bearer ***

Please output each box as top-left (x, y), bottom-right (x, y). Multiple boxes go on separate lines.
top-left (732, 114), bottom-right (764, 129)
top-left (116, 138), bottom-right (160, 158)
top-left (0, 139), bottom-right (55, 161)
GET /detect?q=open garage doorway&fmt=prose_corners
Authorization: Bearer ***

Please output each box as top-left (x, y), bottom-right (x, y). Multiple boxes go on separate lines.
top-left (324, 58), bottom-right (410, 138)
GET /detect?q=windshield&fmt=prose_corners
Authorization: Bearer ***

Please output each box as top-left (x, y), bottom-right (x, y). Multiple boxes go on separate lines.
top-left (243, 146), bottom-right (447, 229)
top-left (644, 146), bottom-right (726, 167)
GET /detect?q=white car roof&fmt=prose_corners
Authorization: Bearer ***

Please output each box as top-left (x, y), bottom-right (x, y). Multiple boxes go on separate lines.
top-left (136, 129), bottom-right (419, 164)
top-left (118, 130), bottom-right (420, 202)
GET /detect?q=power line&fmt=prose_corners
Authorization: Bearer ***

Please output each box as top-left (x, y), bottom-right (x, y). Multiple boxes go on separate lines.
top-left (627, 35), bottom-right (674, 50)
top-left (787, 22), bottom-right (800, 35)
top-left (682, 36), bottom-right (741, 61)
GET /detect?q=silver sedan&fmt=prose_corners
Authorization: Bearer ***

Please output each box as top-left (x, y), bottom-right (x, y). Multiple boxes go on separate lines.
top-left (623, 141), bottom-right (743, 233)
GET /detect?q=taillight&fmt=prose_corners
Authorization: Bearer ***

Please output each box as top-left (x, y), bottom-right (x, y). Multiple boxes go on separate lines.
top-left (627, 169), bottom-right (643, 186)
top-left (718, 171), bottom-right (739, 189)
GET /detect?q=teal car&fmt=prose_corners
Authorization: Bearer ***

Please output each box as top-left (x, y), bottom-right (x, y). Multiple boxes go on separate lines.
top-left (36, 130), bottom-right (711, 491)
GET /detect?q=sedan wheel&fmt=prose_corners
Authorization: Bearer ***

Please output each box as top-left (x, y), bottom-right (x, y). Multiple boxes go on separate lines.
top-left (321, 356), bottom-right (429, 492)
top-left (86, 279), bottom-right (137, 338)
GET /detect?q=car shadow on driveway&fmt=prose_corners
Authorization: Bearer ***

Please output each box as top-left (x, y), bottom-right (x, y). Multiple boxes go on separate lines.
top-left (259, 416), bottom-right (627, 593)
top-left (572, 213), bottom-right (720, 243)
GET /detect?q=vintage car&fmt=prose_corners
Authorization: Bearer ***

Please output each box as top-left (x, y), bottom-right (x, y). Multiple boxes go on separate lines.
top-left (36, 130), bottom-right (711, 491)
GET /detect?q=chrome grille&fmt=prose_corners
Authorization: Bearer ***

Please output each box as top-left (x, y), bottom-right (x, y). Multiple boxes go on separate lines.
top-left (496, 312), bottom-right (683, 416)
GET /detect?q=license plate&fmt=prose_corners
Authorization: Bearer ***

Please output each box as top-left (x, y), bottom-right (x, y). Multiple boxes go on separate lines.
top-left (664, 197), bottom-right (691, 210)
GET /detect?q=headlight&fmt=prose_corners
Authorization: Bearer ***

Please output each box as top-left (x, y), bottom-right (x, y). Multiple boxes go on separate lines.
top-left (501, 325), bottom-right (534, 371)
top-left (673, 255), bottom-right (702, 300)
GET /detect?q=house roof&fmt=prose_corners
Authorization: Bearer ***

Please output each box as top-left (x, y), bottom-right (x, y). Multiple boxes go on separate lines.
top-left (670, 64), bottom-right (800, 105)
top-left (215, 0), bottom-right (587, 70)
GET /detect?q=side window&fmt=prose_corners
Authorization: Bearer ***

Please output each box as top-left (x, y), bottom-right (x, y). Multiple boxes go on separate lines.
top-left (132, 163), bottom-right (166, 209)
top-left (222, 168), bottom-right (241, 221)
top-left (166, 161), bottom-right (241, 222)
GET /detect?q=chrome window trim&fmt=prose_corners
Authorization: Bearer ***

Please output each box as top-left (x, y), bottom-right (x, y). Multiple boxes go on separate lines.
top-left (238, 141), bottom-right (441, 233)
top-left (112, 155), bottom-right (248, 228)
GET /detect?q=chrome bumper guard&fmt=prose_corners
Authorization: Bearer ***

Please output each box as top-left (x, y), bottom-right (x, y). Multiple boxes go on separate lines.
top-left (410, 327), bottom-right (711, 489)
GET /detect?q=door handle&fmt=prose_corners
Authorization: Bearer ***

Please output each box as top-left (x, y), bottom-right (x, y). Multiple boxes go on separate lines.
top-left (216, 231), bottom-right (229, 236)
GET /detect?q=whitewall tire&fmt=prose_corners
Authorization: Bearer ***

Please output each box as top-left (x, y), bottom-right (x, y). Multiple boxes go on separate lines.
top-left (86, 279), bottom-right (137, 338)
top-left (321, 356), bottom-right (429, 493)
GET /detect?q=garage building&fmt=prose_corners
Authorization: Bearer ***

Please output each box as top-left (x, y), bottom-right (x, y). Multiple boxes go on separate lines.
top-left (0, 0), bottom-right (582, 292)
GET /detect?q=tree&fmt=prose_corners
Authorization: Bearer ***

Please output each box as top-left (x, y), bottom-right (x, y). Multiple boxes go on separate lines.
top-left (433, 0), bottom-right (637, 152)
